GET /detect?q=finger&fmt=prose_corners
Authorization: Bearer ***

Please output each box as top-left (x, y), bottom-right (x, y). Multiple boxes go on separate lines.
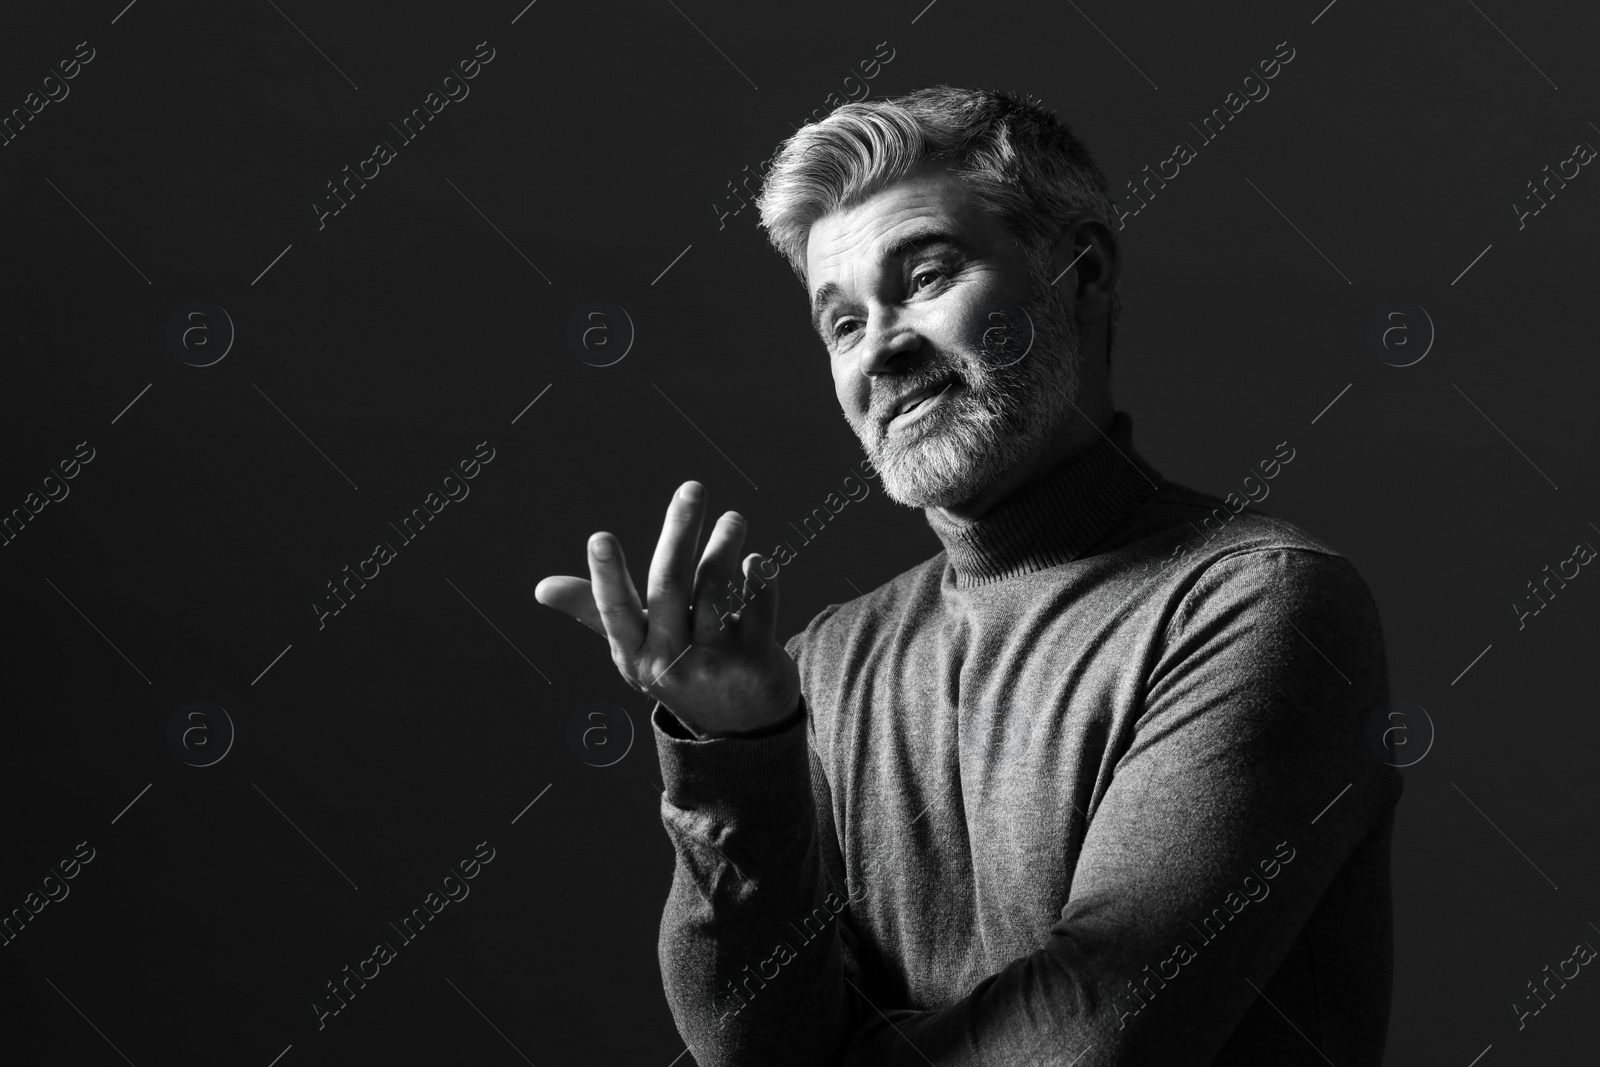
top-left (535, 575), bottom-right (653, 637)
top-left (534, 575), bottom-right (607, 635)
top-left (586, 532), bottom-right (647, 655)
top-left (691, 511), bottom-right (749, 644)
top-left (735, 552), bottom-right (781, 650)
top-left (645, 481), bottom-right (707, 651)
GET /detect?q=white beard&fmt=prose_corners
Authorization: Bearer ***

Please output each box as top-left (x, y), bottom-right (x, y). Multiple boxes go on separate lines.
top-left (850, 278), bottom-right (1085, 510)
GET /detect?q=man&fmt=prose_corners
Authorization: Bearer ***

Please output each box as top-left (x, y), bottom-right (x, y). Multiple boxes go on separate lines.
top-left (535, 86), bottom-right (1402, 1065)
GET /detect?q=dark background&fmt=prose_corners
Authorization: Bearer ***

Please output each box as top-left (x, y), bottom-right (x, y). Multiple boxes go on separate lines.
top-left (1, 0), bottom-right (1596, 1063)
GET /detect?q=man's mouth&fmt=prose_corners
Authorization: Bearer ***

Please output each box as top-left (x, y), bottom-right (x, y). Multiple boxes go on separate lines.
top-left (885, 378), bottom-right (958, 433)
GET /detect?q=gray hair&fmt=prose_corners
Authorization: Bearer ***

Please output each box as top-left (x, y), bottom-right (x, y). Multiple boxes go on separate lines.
top-left (755, 84), bottom-right (1123, 362)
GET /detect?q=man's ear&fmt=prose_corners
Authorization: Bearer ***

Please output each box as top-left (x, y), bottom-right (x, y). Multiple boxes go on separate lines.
top-left (1049, 217), bottom-right (1119, 324)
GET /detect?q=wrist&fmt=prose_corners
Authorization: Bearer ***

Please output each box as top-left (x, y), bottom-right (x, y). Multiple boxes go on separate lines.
top-left (679, 694), bottom-right (803, 741)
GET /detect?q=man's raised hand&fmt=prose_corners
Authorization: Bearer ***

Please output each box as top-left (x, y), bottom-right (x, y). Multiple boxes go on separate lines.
top-left (533, 480), bottom-right (801, 739)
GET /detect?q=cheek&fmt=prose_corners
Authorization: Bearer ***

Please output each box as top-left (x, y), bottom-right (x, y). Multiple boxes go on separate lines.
top-left (977, 305), bottom-right (1037, 368)
top-left (832, 356), bottom-right (867, 412)
top-left (957, 306), bottom-right (993, 353)
top-left (945, 287), bottom-right (1019, 366)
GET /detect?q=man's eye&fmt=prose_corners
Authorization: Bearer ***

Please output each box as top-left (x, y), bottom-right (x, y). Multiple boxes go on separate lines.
top-left (828, 266), bottom-right (948, 342)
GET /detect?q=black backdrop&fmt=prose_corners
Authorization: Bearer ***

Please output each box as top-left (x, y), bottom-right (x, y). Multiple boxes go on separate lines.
top-left (2, 0), bottom-right (1597, 1063)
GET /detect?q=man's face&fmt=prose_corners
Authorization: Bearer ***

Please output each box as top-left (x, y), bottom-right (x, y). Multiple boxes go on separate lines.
top-left (805, 161), bottom-right (1086, 510)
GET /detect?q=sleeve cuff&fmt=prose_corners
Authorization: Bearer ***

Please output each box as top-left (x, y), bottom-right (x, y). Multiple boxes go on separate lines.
top-left (655, 700), bottom-right (805, 741)
top-left (651, 696), bottom-right (812, 819)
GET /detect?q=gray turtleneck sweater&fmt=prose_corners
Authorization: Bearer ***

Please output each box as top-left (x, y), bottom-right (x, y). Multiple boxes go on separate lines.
top-left (651, 411), bottom-right (1403, 1066)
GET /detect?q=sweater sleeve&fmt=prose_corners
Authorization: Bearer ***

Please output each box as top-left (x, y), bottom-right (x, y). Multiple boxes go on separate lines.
top-left (821, 548), bottom-right (1400, 1065)
top-left (652, 631), bottom-right (866, 1067)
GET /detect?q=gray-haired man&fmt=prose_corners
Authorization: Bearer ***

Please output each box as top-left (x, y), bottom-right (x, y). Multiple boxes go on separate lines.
top-left (537, 85), bottom-right (1400, 1066)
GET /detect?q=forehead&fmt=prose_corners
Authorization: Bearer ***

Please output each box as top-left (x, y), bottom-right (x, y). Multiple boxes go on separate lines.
top-left (804, 162), bottom-right (1006, 290)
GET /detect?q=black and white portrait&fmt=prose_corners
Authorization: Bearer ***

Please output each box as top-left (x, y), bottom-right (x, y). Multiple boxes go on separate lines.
top-left (3, 3), bottom-right (1595, 1065)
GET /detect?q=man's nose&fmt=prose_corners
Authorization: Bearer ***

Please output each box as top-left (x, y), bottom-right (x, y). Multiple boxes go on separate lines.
top-left (856, 307), bottom-right (922, 378)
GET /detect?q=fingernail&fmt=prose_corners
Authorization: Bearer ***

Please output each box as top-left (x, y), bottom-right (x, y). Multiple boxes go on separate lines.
top-left (679, 482), bottom-right (703, 501)
top-left (590, 536), bottom-right (613, 561)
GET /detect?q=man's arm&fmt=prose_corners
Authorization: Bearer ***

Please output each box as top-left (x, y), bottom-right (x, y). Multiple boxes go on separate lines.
top-left (656, 547), bottom-right (1400, 1065)
top-left (533, 481), bottom-right (854, 1064)
top-left (653, 629), bottom-right (868, 1067)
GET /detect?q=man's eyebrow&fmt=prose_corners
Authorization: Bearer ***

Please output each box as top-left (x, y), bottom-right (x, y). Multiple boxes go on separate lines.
top-left (809, 224), bottom-right (970, 339)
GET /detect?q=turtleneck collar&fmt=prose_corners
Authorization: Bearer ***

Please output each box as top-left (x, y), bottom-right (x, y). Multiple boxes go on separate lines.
top-left (922, 410), bottom-right (1162, 588)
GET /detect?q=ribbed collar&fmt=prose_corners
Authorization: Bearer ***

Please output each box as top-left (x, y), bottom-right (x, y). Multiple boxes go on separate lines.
top-left (923, 410), bottom-right (1162, 588)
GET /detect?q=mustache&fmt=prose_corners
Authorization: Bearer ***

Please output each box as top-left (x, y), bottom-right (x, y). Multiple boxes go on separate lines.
top-left (869, 368), bottom-right (965, 423)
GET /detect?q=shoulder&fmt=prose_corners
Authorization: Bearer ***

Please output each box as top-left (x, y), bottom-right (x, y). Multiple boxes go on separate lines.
top-left (1112, 477), bottom-right (1381, 650)
top-left (1137, 504), bottom-right (1385, 713)
top-left (1128, 487), bottom-right (1401, 821)
top-left (1144, 475), bottom-right (1360, 582)
top-left (1169, 541), bottom-right (1380, 648)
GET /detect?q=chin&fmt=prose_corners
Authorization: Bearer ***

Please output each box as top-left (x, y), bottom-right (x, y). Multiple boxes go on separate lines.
top-left (850, 328), bottom-right (1081, 510)
top-left (867, 421), bottom-right (1009, 510)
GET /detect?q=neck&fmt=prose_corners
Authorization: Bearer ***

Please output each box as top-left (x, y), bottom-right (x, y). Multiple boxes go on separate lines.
top-left (933, 398), bottom-right (1116, 524)
top-left (920, 408), bottom-right (1159, 588)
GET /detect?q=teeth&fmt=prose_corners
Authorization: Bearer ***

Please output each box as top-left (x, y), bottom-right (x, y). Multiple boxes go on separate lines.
top-left (897, 384), bottom-right (940, 416)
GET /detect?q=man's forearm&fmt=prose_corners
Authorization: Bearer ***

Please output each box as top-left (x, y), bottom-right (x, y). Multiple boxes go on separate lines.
top-left (653, 699), bottom-right (858, 1067)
